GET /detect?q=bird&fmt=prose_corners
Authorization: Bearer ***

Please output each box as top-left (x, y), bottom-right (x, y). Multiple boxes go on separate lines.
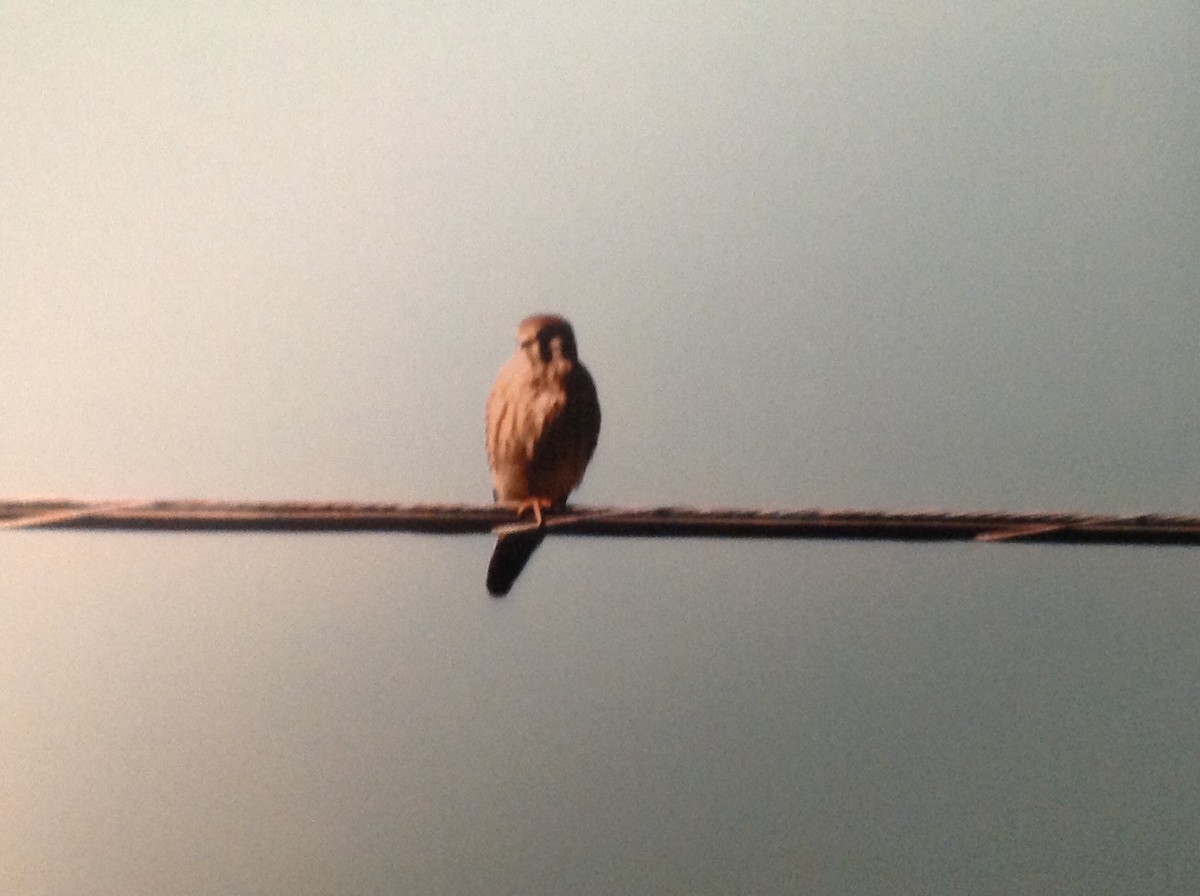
top-left (485, 314), bottom-right (601, 596)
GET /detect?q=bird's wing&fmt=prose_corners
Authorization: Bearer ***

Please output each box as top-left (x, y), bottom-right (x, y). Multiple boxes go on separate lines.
top-left (575, 362), bottom-right (601, 464)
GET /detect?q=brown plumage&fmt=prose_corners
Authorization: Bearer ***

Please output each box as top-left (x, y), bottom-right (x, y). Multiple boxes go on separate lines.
top-left (485, 314), bottom-right (600, 595)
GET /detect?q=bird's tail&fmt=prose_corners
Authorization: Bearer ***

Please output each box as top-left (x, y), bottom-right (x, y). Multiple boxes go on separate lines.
top-left (486, 528), bottom-right (546, 596)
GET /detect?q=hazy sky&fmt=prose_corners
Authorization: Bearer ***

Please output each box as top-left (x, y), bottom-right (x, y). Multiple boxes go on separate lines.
top-left (2, 2), bottom-right (1196, 512)
top-left (3, 5), bottom-right (1199, 894)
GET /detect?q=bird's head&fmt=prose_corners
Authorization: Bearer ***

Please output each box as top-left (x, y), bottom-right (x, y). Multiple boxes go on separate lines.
top-left (516, 314), bottom-right (579, 366)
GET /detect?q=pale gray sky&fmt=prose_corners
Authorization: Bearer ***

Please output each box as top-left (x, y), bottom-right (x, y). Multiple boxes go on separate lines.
top-left (2, 1), bottom-right (1196, 511)
top-left (3, 5), bottom-right (1200, 894)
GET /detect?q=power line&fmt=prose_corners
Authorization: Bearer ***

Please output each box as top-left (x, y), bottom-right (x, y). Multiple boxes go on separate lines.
top-left (2, 499), bottom-right (1198, 545)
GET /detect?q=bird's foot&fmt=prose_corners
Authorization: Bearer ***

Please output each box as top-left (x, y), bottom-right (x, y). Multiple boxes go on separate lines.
top-left (513, 497), bottom-right (554, 527)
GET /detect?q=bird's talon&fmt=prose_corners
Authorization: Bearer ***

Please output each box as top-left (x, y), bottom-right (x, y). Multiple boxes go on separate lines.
top-left (513, 497), bottom-right (552, 527)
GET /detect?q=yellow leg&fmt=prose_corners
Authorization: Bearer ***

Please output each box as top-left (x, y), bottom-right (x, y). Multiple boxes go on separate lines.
top-left (513, 497), bottom-right (552, 527)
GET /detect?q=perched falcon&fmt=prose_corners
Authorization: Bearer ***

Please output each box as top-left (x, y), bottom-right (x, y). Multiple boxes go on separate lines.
top-left (485, 314), bottom-right (601, 595)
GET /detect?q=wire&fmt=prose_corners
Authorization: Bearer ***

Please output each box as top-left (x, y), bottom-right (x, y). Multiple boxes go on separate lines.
top-left (2, 499), bottom-right (1198, 545)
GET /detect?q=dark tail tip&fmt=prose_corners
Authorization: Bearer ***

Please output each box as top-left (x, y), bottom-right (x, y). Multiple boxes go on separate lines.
top-left (486, 529), bottom-right (546, 596)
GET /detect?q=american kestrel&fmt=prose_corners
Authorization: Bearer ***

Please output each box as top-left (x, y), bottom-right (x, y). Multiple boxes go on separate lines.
top-left (485, 314), bottom-right (601, 595)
